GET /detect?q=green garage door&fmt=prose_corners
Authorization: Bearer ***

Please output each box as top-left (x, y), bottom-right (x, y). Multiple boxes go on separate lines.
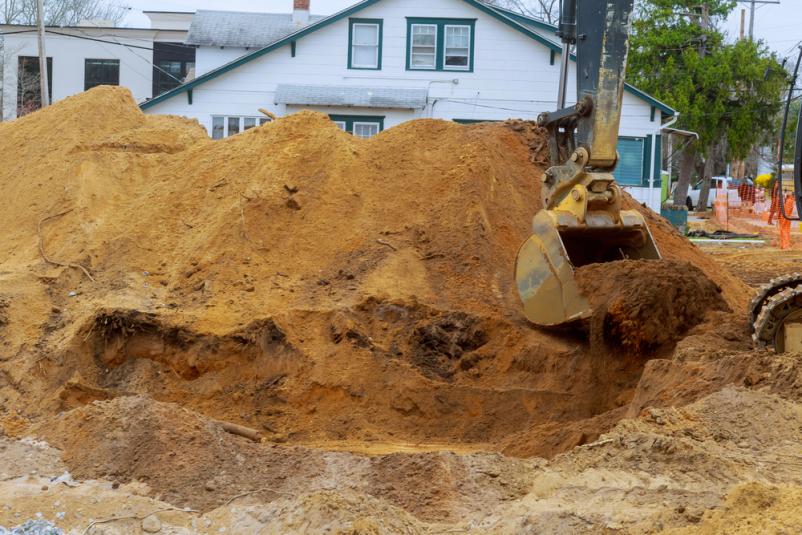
top-left (616, 137), bottom-right (645, 186)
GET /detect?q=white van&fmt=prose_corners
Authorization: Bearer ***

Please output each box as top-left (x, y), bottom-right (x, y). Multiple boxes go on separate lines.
top-left (684, 176), bottom-right (751, 210)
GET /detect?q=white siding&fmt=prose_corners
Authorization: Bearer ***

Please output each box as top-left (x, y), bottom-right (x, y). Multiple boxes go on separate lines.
top-left (197, 47), bottom-right (251, 76)
top-left (147, 0), bottom-right (665, 129)
top-left (1, 27), bottom-right (186, 120)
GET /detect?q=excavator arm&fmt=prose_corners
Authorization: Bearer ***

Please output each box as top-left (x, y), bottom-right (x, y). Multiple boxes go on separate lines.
top-left (514, 0), bottom-right (660, 326)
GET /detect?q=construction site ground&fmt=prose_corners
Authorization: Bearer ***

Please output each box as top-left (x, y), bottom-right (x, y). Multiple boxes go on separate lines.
top-left (2, 87), bottom-right (802, 534)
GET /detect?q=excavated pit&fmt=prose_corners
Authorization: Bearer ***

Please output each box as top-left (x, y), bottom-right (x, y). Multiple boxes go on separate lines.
top-left (56, 299), bottom-right (648, 455)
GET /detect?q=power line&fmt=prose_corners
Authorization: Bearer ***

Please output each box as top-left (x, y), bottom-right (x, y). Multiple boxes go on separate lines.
top-left (0, 28), bottom-right (196, 50)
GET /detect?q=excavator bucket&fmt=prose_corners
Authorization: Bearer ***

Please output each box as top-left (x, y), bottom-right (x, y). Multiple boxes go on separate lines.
top-left (515, 208), bottom-right (660, 326)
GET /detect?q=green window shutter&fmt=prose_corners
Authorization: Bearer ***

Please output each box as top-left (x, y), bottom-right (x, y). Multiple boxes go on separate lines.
top-left (641, 135), bottom-right (652, 187)
top-left (653, 134), bottom-right (662, 187)
top-left (615, 137), bottom-right (644, 186)
top-left (328, 114), bottom-right (385, 137)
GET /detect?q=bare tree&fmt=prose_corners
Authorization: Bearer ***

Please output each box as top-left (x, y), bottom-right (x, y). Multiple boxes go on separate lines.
top-left (484, 0), bottom-right (559, 24)
top-left (1, 0), bottom-right (126, 26)
top-left (0, 37), bottom-right (27, 120)
top-left (1, 0), bottom-right (125, 120)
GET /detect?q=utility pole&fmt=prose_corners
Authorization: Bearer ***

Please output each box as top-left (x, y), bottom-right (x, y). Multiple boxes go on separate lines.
top-left (739, 9), bottom-right (745, 40)
top-left (737, 0), bottom-right (781, 41)
top-left (36, 0), bottom-right (48, 108)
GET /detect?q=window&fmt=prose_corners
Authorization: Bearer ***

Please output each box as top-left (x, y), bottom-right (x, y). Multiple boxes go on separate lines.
top-left (329, 115), bottom-right (384, 138)
top-left (353, 122), bottom-right (380, 138)
top-left (444, 25), bottom-right (470, 69)
top-left (152, 42), bottom-right (196, 97)
top-left (349, 19), bottom-right (382, 70)
top-left (16, 56), bottom-right (52, 116)
top-left (211, 115), bottom-right (271, 139)
top-left (85, 59), bottom-right (120, 90)
top-left (410, 24), bottom-right (437, 69)
top-left (615, 137), bottom-right (645, 186)
top-left (406, 18), bottom-right (475, 72)
top-left (227, 116), bottom-right (240, 136)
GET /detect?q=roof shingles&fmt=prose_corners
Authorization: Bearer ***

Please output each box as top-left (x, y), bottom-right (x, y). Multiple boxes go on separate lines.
top-left (275, 84), bottom-right (428, 109)
top-left (186, 10), bottom-right (323, 48)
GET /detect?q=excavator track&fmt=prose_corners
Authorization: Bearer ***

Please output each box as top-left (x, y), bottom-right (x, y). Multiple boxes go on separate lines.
top-left (752, 282), bottom-right (802, 351)
top-left (749, 273), bottom-right (802, 331)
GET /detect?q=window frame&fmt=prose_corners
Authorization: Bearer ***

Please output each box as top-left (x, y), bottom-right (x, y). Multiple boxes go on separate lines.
top-left (406, 18), bottom-right (476, 72)
top-left (16, 56), bottom-right (52, 115)
top-left (443, 24), bottom-right (471, 71)
top-left (348, 18), bottom-right (383, 70)
top-left (152, 41), bottom-right (196, 97)
top-left (452, 118), bottom-right (501, 124)
top-left (329, 114), bottom-right (385, 137)
top-left (84, 58), bottom-right (120, 91)
top-left (352, 121), bottom-right (381, 138)
top-left (211, 115), bottom-right (271, 139)
top-left (409, 23), bottom-right (438, 70)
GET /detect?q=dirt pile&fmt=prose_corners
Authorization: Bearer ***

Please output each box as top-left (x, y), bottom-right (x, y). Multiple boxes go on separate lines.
top-left (576, 259), bottom-right (729, 351)
top-left (661, 482), bottom-right (802, 534)
top-left (36, 394), bottom-right (537, 520)
top-left (0, 87), bottom-right (780, 530)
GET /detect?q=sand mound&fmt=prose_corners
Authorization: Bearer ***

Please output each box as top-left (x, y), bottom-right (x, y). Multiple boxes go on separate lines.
top-left (0, 87), bottom-right (745, 325)
top-left (576, 259), bottom-right (729, 351)
top-left (0, 87), bottom-right (781, 529)
top-left (36, 395), bottom-right (536, 520)
top-left (662, 482), bottom-right (802, 534)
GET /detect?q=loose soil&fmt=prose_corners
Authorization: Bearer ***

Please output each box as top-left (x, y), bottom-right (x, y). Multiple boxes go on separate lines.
top-left (2, 87), bottom-right (800, 533)
top-left (576, 259), bottom-right (729, 351)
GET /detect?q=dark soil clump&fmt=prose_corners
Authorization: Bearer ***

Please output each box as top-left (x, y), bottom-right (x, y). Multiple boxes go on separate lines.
top-left (576, 259), bottom-right (729, 352)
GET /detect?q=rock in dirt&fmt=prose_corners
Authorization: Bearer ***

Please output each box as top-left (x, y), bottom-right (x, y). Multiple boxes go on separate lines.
top-left (141, 515), bottom-right (161, 533)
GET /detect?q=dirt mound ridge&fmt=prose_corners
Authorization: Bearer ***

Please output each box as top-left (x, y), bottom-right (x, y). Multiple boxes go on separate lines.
top-left (0, 87), bottom-right (746, 329)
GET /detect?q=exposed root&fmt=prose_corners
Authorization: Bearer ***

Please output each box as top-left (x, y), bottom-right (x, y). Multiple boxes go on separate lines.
top-left (81, 506), bottom-right (198, 535)
top-left (37, 208), bottom-right (95, 282)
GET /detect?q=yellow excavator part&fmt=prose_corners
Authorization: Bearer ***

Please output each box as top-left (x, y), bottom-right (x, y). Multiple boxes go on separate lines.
top-left (514, 149), bottom-right (660, 326)
top-left (515, 209), bottom-right (660, 326)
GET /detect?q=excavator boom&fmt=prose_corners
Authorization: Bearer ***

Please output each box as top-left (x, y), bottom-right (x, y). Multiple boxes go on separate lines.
top-left (515, 0), bottom-right (661, 326)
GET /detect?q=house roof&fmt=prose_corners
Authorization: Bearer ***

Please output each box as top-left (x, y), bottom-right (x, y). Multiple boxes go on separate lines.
top-left (276, 84), bottom-right (428, 109)
top-left (140, 0), bottom-right (675, 118)
top-left (186, 10), bottom-right (324, 48)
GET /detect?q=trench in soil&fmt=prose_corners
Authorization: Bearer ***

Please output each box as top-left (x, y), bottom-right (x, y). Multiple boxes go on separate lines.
top-left (51, 298), bottom-right (649, 457)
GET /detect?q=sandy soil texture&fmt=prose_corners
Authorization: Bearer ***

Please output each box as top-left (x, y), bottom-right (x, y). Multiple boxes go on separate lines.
top-left (1, 87), bottom-right (799, 534)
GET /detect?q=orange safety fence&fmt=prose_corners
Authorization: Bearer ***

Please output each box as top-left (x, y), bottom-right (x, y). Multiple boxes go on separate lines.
top-left (714, 182), bottom-right (799, 248)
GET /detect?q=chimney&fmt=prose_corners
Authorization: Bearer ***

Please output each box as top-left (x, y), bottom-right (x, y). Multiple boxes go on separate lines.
top-left (293, 0), bottom-right (310, 26)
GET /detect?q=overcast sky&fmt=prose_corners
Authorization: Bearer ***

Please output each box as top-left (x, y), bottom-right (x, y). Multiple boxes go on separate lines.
top-left (124, 0), bottom-right (802, 58)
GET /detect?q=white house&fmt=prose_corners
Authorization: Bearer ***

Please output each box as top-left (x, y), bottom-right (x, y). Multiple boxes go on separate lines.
top-left (140, 0), bottom-right (675, 210)
top-left (0, 11), bottom-right (194, 120)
